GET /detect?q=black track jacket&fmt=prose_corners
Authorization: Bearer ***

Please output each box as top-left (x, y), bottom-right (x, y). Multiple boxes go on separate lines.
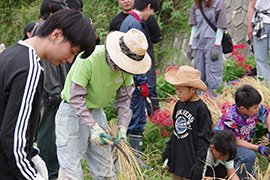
top-left (0, 41), bottom-right (43, 179)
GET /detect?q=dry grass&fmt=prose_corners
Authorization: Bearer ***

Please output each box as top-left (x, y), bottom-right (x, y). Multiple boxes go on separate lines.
top-left (201, 76), bottom-right (270, 126)
top-left (107, 120), bottom-right (145, 180)
top-left (200, 76), bottom-right (270, 179)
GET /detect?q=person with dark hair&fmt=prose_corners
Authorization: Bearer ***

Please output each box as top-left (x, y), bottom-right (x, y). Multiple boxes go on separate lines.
top-left (215, 84), bottom-right (270, 179)
top-left (67, 0), bottom-right (83, 11)
top-left (65, 0), bottom-right (100, 46)
top-left (32, 1), bottom-right (96, 179)
top-left (23, 22), bottom-right (36, 40)
top-left (162, 66), bottom-right (212, 180)
top-left (55, 28), bottom-right (151, 180)
top-left (32, 0), bottom-right (69, 36)
top-left (204, 130), bottom-right (239, 179)
top-left (0, 9), bottom-right (96, 180)
top-left (119, 0), bottom-right (160, 168)
top-left (109, 0), bottom-right (161, 119)
top-left (187, 0), bottom-right (227, 94)
top-left (109, 0), bottom-right (135, 32)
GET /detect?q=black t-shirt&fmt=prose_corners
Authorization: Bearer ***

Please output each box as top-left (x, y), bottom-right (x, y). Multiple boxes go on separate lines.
top-left (165, 99), bottom-right (212, 178)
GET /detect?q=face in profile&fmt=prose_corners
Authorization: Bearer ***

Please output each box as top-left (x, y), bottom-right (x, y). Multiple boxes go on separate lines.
top-left (174, 86), bottom-right (196, 102)
top-left (243, 104), bottom-right (260, 117)
top-left (46, 30), bottom-right (81, 65)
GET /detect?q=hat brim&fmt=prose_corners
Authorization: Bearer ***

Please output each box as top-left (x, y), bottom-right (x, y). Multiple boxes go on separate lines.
top-left (105, 31), bottom-right (151, 75)
top-left (165, 69), bottom-right (207, 91)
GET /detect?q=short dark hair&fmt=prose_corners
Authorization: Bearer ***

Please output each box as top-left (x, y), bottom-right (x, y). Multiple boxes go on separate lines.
top-left (36, 9), bottom-right (96, 58)
top-left (210, 129), bottom-right (237, 161)
top-left (67, 0), bottom-right (83, 11)
top-left (134, 0), bottom-right (160, 12)
top-left (39, 0), bottom-right (68, 20)
top-left (235, 84), bottom-right (261, 109)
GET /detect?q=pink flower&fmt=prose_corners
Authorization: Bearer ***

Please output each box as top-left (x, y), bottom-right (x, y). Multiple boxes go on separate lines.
top-left (161, 130), bottom-right (171, 137)
top-left (167, 66), bottom-right (172, 72)
top-left (238, 44), bottom-right (246, 49)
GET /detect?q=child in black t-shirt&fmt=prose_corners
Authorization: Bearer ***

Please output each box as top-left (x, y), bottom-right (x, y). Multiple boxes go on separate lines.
top-left (162, 66), bottom-right (212, 180)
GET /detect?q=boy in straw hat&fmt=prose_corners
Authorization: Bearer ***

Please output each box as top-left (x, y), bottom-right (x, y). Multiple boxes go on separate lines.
top-left (162, 66), bottom-right (212, 180)
top-left (55, 28), bottom-right (151, 180)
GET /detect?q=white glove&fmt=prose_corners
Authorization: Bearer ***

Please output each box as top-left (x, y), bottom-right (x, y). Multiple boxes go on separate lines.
top-left (90, 123), bottom-right (110, 145)
top-left (118, 126), bottom-right (127, 142)
top-left (32, 155), bottom-right (48, 180)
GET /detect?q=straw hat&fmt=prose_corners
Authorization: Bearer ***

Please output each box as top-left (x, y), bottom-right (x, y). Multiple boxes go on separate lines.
top-left (105, 28), bottom-right (151, 75)
top-left (165, 66), bottom-right (207, 91)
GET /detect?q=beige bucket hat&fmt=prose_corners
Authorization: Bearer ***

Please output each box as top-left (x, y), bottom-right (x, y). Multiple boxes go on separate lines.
top-left (105, 28), bottom-right (151, 75)
top-left (165, 66), bottom-right (207, 91)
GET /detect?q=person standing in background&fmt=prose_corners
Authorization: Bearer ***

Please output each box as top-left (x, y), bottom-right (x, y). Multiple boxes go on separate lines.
top-left (187, 0), bottom-right (227, 94)
top-left (23, 22), bottom-right (36, 40)
top-left (119, 0), bottom-right (160, 168)
top-left (247, 0), bottom-right (270, 82)
top-left (110, 0), bottom-right (161, 117)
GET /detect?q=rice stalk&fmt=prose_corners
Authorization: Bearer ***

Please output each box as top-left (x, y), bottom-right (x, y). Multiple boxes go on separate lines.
top-left (107, 120), bottom-right (145, 180)
top-left (201, 76), bottom-right (270, 126)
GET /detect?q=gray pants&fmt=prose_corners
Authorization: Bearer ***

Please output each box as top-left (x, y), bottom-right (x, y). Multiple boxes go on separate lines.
top-left (193, 48), bottom-right (223, 94)
top-left (55, 101), bottom-right (116, 180)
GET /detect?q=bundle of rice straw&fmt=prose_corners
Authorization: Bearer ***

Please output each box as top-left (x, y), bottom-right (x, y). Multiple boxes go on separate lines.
top-left (201, 76), bottom-right (270, 126)
top-left (107, 120), bottom-right (145, 180)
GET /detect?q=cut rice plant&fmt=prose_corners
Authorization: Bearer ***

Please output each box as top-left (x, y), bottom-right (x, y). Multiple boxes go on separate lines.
top-left (107, 120), bottom-right (145, 180)
top-left (201, 76), bottom-right (270, 126)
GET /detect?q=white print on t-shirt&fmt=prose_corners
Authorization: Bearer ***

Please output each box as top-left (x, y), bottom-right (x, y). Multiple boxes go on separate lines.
top-left (173, 109), bottom-right (195, 139)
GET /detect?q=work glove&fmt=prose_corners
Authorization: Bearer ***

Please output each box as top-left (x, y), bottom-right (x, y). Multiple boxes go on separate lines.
top-left (162, 148), bottom-right (171, 163)
top-left (31, 155), bottom-right (48, 180)
top-left (211, 45), bottom-right (220, 62)
top-left (189, 165), bottom-right (203, 180)
top-left (187, 46), bottom-right (193, 61)
top-left (268, 132), bottom-right (270, 142)
top-left (258, 146), bottom-right (270, 157)
top-left (117, 126), bottom-right (127, 142)
top-left (90, 123), bottom-right (110, 145)
top-left (139, 83), bottom-right (149, 98)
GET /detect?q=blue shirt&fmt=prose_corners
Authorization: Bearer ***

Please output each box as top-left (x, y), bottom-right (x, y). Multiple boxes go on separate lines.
top-left (120, 11), bottom-right (147, 85)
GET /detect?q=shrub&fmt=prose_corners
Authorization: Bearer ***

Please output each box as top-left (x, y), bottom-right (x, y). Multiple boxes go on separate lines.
top-left (223, 44), bottom-right (256, 83)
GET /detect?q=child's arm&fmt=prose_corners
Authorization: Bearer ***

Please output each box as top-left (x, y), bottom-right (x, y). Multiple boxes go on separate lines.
top-left (226, 168), bottom-right (239, 180)
top-left (236, 138), bottom-right (258, 151)
top-left (162, 138), bottom-right (172, 163)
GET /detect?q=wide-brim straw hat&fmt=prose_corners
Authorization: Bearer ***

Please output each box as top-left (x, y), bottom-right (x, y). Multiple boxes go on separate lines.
top-left (105, 28), bottom-right (151, 75)
top-left (165, 66), bottom-right (207, 91)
